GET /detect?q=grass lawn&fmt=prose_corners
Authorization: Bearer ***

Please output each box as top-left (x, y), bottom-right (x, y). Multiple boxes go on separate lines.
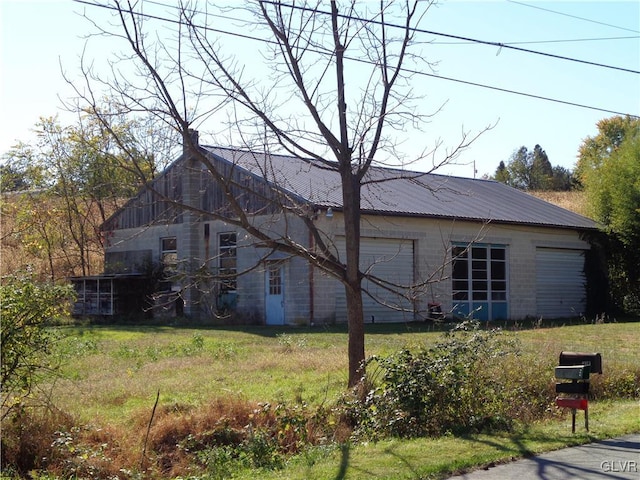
top-left (239, 400), bottom-right (639, 480)
top-left (41, 319), bottom-right (640, 479)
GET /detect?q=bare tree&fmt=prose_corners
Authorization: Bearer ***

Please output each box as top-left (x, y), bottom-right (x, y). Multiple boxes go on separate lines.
top-left (74, 0), bottom-right (484, 387)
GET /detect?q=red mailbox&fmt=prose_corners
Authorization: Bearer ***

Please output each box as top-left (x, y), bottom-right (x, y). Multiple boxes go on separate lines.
top-left (555, 397), bottom-right (588, 411)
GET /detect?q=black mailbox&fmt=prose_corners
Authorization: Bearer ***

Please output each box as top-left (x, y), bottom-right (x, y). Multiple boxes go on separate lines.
top-left (559, 351), bottom-right (602, 374)
top-left (555, 351), bottom-right (602, 433)
top-left (555, 381), bottom-right (590, 395)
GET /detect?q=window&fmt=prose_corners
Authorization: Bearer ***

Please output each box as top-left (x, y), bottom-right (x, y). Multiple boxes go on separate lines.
top-left (452, 243), bottom-right (508, 321)
top-left (268, 263), bottom-right (282, 295)
top-left (219, 232), bottom-right (237, 292)
top-left (161, 237), bottom-right (177, 276)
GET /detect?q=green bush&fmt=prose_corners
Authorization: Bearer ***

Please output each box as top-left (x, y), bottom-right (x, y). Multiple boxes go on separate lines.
top-left (347, 321), bottom-right (535, 439)
top-left (195, 428), bottom-right (285, 478)
top-left (591, 368), bottom-right (640, 399)
top-left (1, 273), bottom-right (75, 418)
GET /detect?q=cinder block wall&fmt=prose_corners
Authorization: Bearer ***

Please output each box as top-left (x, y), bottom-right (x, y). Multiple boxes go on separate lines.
top-left (104, 213), bottom-right (590, 323)
top-left (313, 215), bottom-right (591, 322)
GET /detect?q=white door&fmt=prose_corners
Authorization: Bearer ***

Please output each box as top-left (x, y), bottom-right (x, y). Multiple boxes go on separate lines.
top-left (536, 248), bottom-right (586, 318)
top-left (335, 237), bottom-right (415, 323)
top-left (265, 262), bottom-right (285, 325)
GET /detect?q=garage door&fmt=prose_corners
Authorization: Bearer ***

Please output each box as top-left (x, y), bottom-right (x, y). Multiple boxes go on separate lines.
top-left (335, 237), bottom-right (415, 323)
top-left (536, 248), bottom-right (586, 318)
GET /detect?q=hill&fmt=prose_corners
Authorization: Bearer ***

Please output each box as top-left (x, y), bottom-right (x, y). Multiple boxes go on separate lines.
top-left (529, 190), bottom-right (590, 218)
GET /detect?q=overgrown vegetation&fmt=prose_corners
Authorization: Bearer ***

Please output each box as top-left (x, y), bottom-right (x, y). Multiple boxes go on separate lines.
top-left (579, 116), bottom-right (640, 314)
top-left (0, 273), bottom-right (76, 419)
top-left (345, 322), bottom-right (537, 439)
top-left (1, 320), bottom-right (639, 479)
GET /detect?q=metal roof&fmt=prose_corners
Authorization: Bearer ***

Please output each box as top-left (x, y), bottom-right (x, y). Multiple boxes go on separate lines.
top-left (202, 146), bottom-right (598, 230)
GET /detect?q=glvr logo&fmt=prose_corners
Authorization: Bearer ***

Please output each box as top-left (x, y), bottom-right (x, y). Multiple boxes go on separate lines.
top-left (600, 460), bottom-right (638, 473)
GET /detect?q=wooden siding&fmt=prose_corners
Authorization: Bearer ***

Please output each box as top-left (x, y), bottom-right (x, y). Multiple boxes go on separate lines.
top-left (103, 161), bottom-right (185, 230)
top-left (103, 153), bottom-right (283, 231)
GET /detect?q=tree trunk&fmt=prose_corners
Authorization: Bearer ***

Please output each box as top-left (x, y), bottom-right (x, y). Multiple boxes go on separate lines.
top-left (342, 170), bottom-right (365, 387)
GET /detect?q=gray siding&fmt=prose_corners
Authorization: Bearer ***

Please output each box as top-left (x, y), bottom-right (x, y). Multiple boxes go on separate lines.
top-left (536, 248), bottom-right (586, 318)
top-left (334, 236), bottom-right (416, 323)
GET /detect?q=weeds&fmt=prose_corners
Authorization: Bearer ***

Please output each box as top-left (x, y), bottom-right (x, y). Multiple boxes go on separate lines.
top-left (345, 321), bottom-right (545, 439)
top-left (2, 322), bottom-right (639, 479)
top-left (276, 333), bottom-right (308, 352)
top-left (110, 332), bottom-right (208, 369)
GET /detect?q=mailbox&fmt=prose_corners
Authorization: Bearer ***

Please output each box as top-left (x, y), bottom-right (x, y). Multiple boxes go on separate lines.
top-left (555, 382), bottom-right (590, 394)
top-left (554, 365), bottom-right (590, 380)
top-left (554, 351), bottom-right (602, 433)
top-left (555, 397), bottom-right (588, 411)
top-left (559, 351), bottom-right (602, 374)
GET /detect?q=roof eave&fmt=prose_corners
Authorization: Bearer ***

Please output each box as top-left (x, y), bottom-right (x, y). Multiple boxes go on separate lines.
top-left (356, 209), bottom-right (599, 232)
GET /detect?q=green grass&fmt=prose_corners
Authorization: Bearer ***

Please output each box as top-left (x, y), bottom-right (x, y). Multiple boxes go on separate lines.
top-left (242, 400), bottom-right (639, 480)
top-left (34, 319), bottom-right (640, 478)
top-left (53, 320), bottom-right (638, 420)
top-left (53, 323), bottom-right (450, 423)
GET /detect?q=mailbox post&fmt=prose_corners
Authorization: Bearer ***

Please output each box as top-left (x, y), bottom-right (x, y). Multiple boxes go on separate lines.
top-left (554, 352), bottom-right (602, 433)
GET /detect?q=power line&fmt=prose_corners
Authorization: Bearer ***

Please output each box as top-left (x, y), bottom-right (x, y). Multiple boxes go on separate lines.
top-left (78, 0), bottom-right (640, 75)
top-left (73, 0), bottom-right (639, 119)
top-left (257, 0), bottom-right (640, 75)
top-left (132, 0), bottom-right (640, 50)
top-left (434, 35), bottom-right (640, 46)
top-left (397, 62), bottom-right (637, 118)
top-left (507, 0), bottom-right (640, 34)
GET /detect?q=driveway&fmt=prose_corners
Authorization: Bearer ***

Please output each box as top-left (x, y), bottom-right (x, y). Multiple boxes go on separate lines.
top-left (447, 434), bottom-right (640, 480)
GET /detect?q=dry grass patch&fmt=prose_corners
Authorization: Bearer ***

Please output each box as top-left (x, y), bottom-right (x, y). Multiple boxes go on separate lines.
top-left (529, 190), bottom-right (589, 216)
top-left (3, 321), bottom-right (637, 479)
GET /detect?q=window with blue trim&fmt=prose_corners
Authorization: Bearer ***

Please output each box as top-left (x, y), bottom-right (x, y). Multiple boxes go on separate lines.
top-left (452, 243), bottom-right (508, 321)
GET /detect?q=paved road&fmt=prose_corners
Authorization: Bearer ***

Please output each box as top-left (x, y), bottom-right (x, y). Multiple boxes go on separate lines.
top-left (447, 434), bottom-right (640, 480)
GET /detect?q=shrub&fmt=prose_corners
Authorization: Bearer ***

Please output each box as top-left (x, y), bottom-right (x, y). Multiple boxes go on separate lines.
top-left (591, 367), bottom-right (640, 399)
top-left (346, 321), bottom-right (541, 439)
top-left (1, 272), bottom-right (75, 418)
top-left (0, 406), bottom-right (76, 478)
top-left (138, 397), bottom-right (336, 477)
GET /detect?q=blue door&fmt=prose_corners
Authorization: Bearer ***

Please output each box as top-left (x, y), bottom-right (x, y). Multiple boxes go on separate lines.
top-left (265, 262), bottom-right (285, 325)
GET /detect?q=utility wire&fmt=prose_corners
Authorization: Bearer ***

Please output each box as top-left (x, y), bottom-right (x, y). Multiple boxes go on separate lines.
top-left (395, 62), bottom-right (637, 118)
top-left (434, 35), bottom-right (640, 46)
top-left (73, 0), bottom-right (639, 118)
top-left (140, 0), bottom-right (640, 48)
top-left (257, 0), bottom-right (640, 75)
top-left (507, 0), bottom-right (640, 34)
top-left (77, 0), bottom-right (640, 75)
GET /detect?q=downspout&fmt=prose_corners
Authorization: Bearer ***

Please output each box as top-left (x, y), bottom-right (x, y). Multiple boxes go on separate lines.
top-left (309, 226), bottom-right (315, 325)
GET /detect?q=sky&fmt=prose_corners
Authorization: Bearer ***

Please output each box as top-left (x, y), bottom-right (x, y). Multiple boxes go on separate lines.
top-left (1, 0), bottom-right (639, 179)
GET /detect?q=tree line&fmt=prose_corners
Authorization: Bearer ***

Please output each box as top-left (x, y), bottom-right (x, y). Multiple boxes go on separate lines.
top-left (577, 115), bottom-right (640, 314)
top-left (0, 111), bottom-right (171, 281)
top-left (490, 116), bottom-right (640, 312)
top-left (492, 144), bottom-right (574, 191)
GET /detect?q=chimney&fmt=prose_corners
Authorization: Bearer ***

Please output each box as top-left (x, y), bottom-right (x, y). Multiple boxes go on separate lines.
top-left (183, 128), bottom-right (199, 155)
top-left (181, 127), bottom-right (202, 319)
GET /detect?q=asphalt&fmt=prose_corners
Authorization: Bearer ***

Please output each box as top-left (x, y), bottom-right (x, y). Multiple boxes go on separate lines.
top-left (446, 434), bottom-right (640, 480)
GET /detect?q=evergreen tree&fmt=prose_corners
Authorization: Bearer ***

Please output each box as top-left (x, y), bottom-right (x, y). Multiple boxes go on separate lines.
top-left (493, 160), bottom-right (510, 184)
top-left (493, 144), bottom-right (571, 191)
